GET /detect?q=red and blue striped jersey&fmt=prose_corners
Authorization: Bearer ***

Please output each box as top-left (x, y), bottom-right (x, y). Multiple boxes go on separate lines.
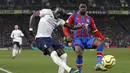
top-left (64, 12), bottom-right (97, 37)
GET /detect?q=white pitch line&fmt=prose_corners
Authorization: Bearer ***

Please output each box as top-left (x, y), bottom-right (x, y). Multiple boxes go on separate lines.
top-left (0, 68), bottom-right (12, 73)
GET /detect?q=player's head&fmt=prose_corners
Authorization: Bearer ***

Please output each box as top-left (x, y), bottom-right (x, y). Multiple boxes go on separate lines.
top-left (79, 3), bottom-right (87, 15)
top-left (14, 25), bottom-right (19, 30)
top-left (53, 7), bottom-right (65, 19)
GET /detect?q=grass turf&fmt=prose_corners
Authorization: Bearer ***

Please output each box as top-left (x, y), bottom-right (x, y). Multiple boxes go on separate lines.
top-left (0, 48), bottom-right (130, 73)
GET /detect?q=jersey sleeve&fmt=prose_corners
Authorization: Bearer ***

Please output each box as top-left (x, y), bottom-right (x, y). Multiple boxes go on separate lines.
top-left (90, 17), bottom-right (104, 40)
top-left (66, 14), bottom-right (75, 24)
top-left (20, 30), bottom-right (24, 37)
top-left (90, 17), bottom-right (97, 30)
top-left (62, 14), bottom-right (75, 36)
top-left (38, 9), bottom-right (53, 17)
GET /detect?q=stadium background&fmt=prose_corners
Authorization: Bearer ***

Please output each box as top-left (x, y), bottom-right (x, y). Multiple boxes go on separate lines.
top-left (0, 0), bottom-right (130, 49)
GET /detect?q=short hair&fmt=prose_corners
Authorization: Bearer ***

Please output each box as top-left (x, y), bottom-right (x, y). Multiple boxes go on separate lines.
top-left (78, 1), bottom-right (88, 6)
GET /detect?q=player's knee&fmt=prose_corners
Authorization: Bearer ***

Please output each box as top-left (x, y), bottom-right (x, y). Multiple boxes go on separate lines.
top-left (13, 44), bottom-right (17, 49)
top-left (50, 51), bottom-right (59, 63)
top-left (93, 39), bottom-right (103, 47)
top-left (56, 49), bottom-right (65, 57)
top-left (47, 47), bottom-right (55, 55)
top-left (76, 51), bottom-right (83, 56)
top-left (74, 45), bottom-right (83, 56)
top-left (61, 53), bottom-right (67, 60)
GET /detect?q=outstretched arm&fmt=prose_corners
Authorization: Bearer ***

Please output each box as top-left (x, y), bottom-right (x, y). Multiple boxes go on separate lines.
top-left (62, 14), bottom-right (75, 37)
top-left (29, 12), bottom-right (39, 30)
top-left (29, 11), bottom-right (40, 37)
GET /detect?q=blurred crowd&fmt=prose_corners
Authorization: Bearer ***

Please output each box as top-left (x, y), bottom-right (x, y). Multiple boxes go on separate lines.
top-left (0, 0), bottom-right (129, 10)
top-left (93, 15), bottom-right (130, 47)
top-left (0, 14), bottom-right (129, 47)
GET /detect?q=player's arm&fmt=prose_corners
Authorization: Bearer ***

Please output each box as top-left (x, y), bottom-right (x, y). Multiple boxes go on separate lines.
top-left (29, 11), bottom-right (40, 31)
top-left (20, 30), bottom-right (24, 37)
top-left (64, 23), bottom-right (83, 30)
top-left (62, 14), bottom-right (75, 37)
top-left (62, 14), bottom-right (76, 41)
top-left (29, 10), bottom-right (44, 37)
top-left (90, 17), bottom-right (104, 40)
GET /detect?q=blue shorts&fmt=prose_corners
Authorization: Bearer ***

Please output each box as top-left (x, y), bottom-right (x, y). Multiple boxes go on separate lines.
top-left (72, 37), bottom-right (96, 49)
top-left (36, 37), bottom-right (63, 55)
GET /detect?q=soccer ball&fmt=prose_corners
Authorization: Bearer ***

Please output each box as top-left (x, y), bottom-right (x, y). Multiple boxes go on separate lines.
top-left (102, 55), bottom-right (116, 69)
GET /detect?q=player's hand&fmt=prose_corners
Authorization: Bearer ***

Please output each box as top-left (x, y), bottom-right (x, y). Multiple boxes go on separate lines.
top-left (29, 28), bottom-right (33, 31)
top-left (66, 36), bottom-right (73, 42)
top-left (72, 23), bottom-right (84, 30)
top-left (29, 28), bottom-right (35, 36)
top-left (78, 24), bottom-right (85, 28)
top-left (97, 38), bottom-right (103, 41)
top-left (77, 23), bottom-right (83, 27)
top-left (82, 25), bottom-right (86, 29)
top-left (77, 23), bottom-right (86, 29)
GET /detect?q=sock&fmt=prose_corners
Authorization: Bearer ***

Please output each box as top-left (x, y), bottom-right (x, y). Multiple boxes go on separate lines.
top-left (96, 46), bottom-right (104, 64)
top-left (19, 49), bottom-right (22, 54)
top-left (50, 51), bottom-right (71, 73)
top-left (58, 53), bottom-right (67, 73)
top-left (16, 49), bottom-right (19, 55)
top-left (12, 49), bottom-right (16, 57)
top-left (76, 56), bottom-right (83, 73)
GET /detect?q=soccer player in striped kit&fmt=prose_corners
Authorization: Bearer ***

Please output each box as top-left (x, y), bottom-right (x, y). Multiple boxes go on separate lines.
top-left (62, 3), bottom-right (107, 73)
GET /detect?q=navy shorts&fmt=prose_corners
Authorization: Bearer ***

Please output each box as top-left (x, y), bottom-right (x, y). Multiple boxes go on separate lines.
top-left (36, 37), bottom-right (64, 55)
top-left (13, 42), bottom-right (20, 48)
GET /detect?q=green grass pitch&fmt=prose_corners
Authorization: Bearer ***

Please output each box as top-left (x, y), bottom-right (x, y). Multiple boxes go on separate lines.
top-left (0, 48), bottom-right (130, 73)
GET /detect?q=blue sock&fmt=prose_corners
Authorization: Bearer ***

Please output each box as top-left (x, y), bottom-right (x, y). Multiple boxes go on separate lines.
top-left (76, 56), bottom-right (83, 73)
top-left (79, 68), bottom-right (82, 73)
top-left (96, 46), bottom-right (104, 64)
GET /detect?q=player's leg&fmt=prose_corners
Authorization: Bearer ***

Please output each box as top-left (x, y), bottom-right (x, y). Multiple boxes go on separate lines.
top-left (36, 38), bottom-right (79, 73)
top-left (92, 39), bottom-right (107, 71)
top-left (16, 42), bottom-right (20, 55)
top-left (17, 43), bottom-right (22, 54)
top-left (56, 49), bottom-right (67, 73)
top-left (52, 39), bottom-right (79, 73)
top-left (72, 38), bottom-right (84, 73)
top-left (18, 41), bottom-right (23, 54)
top-left (18, 48), bottom-right (22, 54)
top-left (48, 47), bottom-right (79, 73)
top-left (12, 42), bottom-right (18, 59)
top-left (74, 45), bottom-right (83, 73)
